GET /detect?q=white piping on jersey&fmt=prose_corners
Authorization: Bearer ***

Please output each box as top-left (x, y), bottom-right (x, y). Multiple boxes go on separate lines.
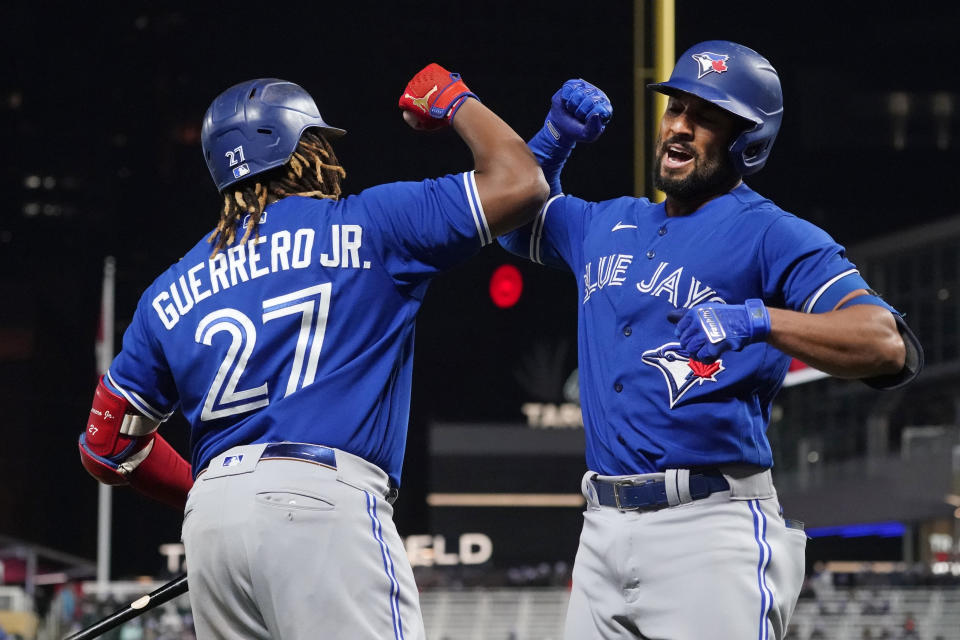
top-left (463, 171), bottom-right (492, 247)
top-left (802, 268), bottom-right (859, 314)
top-left (106, 370), bottom-right (171, 423)
top-left (530, 195), bottom-right (563, 265)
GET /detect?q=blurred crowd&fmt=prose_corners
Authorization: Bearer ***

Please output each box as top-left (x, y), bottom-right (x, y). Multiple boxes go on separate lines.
top-left (50, 583), bottom-right (194, 640)
top-left (793, 564), bottom-right (960, 640)
top-left (19, 563), bottom-right (960, 639)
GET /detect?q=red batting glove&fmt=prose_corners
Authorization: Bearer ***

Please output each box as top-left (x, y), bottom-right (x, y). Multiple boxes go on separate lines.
top-left (398, 63), bottom-right (478, 130)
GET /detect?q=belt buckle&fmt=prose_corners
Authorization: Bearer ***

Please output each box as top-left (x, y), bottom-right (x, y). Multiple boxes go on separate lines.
top-left (612, 479), bottom-right (640, 512)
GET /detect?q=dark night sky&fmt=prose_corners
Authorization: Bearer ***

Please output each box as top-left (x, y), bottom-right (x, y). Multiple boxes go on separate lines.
top-left (1, 3), bottom-right (957, 578)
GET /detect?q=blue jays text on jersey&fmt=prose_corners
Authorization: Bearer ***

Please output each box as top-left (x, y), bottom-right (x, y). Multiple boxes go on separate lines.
top-left (500, 184), bottom-right (876, 476)
top-left (106, 172), bottom-right (490, 486)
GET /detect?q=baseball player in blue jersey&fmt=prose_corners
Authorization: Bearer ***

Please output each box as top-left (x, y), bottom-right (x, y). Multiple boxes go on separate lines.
top-left (78, 64), bottom-right (548, 639)
top-left (500, 41), bottom-right (923, 639)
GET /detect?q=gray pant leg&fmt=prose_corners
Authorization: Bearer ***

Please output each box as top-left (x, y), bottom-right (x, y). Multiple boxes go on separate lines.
top-left (627, 496), bottom-right (806, 639)
top-left (183, 446), bottom-right (425, 640)
top-left (183, 470), bottom-right (271, 640)
top-left (248, 465), bottom-right (424, 640)
top-left (564, 508), bottom-right (646, 640)
top-left (564, 472), bottom-right (806, 640)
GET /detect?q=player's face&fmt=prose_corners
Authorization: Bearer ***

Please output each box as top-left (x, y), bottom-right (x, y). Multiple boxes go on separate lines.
top-left (654, 94), bottom-right (742, 203)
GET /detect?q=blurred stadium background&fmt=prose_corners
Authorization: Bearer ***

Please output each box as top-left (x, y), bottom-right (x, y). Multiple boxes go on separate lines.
top-left (2, 2), bottom-right (959, 638)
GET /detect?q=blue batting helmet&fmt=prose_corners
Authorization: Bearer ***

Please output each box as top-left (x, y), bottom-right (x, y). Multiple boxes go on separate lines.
top-left (201, 78), bottom-right (346, 191)
top-left (648, 41), bottom-right (783, 176)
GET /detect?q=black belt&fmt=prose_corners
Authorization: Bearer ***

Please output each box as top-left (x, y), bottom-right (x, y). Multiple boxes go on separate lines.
top-left (260, 442), bottom-right (337, 468)
top-left (592, 472), bottom-right (729, 511)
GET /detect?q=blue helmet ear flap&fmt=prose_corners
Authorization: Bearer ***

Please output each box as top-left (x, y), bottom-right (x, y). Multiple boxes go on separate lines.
top-left (201, 78), bottom-right (346, 192)
top-left (729, 108), bottom-right (783, 175)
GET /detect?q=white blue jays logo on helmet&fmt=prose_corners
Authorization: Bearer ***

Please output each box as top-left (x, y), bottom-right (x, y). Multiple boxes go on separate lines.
top-left (691, 52), bottom-right (729, 79)
top-left (642, 343), bottom-right (724, 408)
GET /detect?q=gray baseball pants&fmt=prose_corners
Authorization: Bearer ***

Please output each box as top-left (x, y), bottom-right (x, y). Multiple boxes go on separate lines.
top-left (564, 467), bottom-right (807, 639)
top-left (181, 443), bottom-right (424, 640)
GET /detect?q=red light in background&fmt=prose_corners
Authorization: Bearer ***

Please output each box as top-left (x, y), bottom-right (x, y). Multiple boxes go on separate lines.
top-left (489, 264), bottom-right (523, 308)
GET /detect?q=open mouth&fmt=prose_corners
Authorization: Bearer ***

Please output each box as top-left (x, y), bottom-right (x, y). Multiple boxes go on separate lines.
top-left (663, 144), bottom-right (694, 170)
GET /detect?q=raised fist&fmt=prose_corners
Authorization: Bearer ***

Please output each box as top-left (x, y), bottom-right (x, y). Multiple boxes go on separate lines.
top-left (545, 79), bottom-right (612, 144)
top-left (399, 63), bottom-right (478, 130)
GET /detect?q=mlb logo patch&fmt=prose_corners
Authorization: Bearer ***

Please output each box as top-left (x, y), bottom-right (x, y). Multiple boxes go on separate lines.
top-left (691, 52), bottom-right (729, 79)
top-left (222, 454), bottom-right (244, 467)
top-left (241, 211), bottom-right (267, 229)
top-left (232, 163), bottom-right (250, 179)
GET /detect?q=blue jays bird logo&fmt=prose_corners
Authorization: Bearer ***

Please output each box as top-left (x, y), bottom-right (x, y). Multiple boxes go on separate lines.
top-left (691, 52), bottom-right (729, 79)
top-left (642, 342), bottom-right (724, 408)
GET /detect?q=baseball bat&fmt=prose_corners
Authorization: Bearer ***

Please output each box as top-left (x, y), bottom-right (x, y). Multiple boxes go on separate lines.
top-left (63, 573), bottom-right (189, 640)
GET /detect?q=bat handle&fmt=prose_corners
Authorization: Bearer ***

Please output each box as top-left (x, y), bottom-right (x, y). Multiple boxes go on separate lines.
top-left (63, 574), bottom-right (189, 640)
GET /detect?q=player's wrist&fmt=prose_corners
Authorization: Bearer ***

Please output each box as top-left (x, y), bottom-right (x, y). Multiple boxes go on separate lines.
top-left (542, 116), bottom-right (579, 149)
top-left (527, 125), bottom-right (573, 196)
top-left (744, 299), bottom-right (771, 340)
top-left (448, 94), bottom-right (479, 123)
top-left (529, 124), bottom-right (575, 157)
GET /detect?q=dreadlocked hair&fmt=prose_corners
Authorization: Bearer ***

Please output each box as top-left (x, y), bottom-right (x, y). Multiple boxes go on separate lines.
top-left (208, 130), bottom-right (346, 256)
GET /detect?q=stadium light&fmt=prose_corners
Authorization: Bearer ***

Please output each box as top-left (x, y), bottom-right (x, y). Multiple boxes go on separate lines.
top-left (489, 264), bottom-right (523, 308)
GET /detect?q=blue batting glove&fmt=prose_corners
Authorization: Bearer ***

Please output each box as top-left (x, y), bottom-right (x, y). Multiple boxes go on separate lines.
top-left (545, 79), bottom-right (613, 145)
top-left (527, 80), bottom-right (612, 195)
top-left (667, 299), bottom-right (771, 363)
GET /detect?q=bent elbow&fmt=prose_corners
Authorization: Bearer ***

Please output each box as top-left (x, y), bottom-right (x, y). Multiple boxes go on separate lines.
top-left (867, 327), bottom-right (908, 377)
top-left (520, 167), bottom-right (550, 216)
top-left (882, 332), bottom-right (908, 374)
top-left (500, 143), bottom-right (549, 208)
top-left (505, 169), bottom-right (549, 230)
top-left (480, 157), bottom-right (550, 236)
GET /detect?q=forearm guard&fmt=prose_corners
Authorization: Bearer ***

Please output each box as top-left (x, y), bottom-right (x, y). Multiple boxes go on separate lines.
top-left (80, 377), bottom-right (192, 510)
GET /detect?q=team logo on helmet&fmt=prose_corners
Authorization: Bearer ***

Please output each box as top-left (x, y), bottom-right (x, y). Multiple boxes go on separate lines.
top-left (642, 342), bottom-right (724, 408)
top-left (691, 52), bottom-right (729, 79)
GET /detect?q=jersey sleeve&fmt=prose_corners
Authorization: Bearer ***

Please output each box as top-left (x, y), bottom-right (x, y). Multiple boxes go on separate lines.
top-left (497, 194), bottom-right (590, 272)
top-left (758, 214), bottom-right (863, 312)
top-left (106, 290), bottom-right (178, 422)
top-left (356, 172), bottom-right (495, 285)
top-left (760, 213), bottom-right (924, 390)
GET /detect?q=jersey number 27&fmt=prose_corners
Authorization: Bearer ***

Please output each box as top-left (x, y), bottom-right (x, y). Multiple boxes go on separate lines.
top-left (194, 283), bottom-right (331, 421)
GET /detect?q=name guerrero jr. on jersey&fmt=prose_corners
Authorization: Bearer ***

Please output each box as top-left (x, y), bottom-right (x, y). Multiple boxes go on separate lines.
top-left (152, 222), bottom-right (371, 330)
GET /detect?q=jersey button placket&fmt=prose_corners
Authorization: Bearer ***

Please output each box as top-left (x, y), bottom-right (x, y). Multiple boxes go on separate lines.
top-left (645, 223), bottom-right (667, 258)
top-left (623, 326), bottom-right (632, 336)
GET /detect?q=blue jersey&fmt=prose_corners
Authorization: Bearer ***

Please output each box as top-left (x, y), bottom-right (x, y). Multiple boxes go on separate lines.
top-left (107, 172), bottom-right (490, 486)
top-left (500, 183), bottom-right (863, 475)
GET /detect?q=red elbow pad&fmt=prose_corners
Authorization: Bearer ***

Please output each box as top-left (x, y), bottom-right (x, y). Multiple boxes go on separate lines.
top-left (79, 377), bottom-right (191, 510)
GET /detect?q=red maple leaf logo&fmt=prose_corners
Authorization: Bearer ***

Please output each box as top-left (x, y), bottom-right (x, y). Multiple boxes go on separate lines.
top-left (688, 359), bottom-right (721, 379)
top-left (711, 59), bottom-right (728, 73)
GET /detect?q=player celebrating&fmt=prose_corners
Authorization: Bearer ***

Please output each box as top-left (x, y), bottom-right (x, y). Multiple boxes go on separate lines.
top-left (78, 65), bottom-right (548, 639)
top-left (500, 41), bottom-right (922, 639)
